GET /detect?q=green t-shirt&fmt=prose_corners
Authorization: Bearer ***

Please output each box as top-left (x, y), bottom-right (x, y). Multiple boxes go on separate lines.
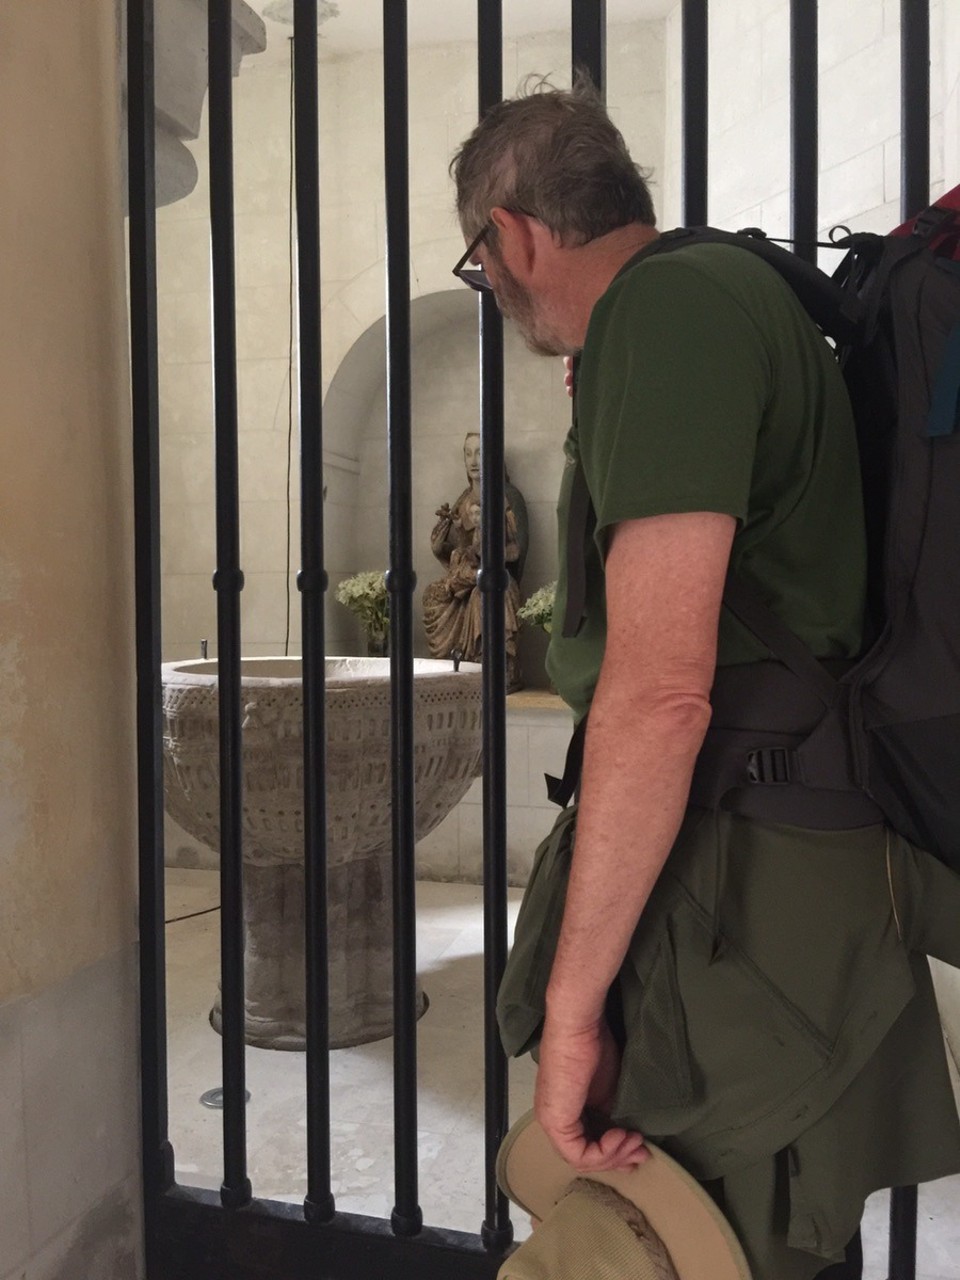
top-left (546, 242), bottom-right (867, 722)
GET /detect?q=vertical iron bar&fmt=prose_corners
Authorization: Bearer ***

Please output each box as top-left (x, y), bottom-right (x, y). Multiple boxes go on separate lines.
top-left (889, 1185), bottom-right (919, 1280)
top-left (571, 0), bottom-right (606, 93)
top-left (891, 3), bottom-right (928, 1266)
top-left (892, 4), bottom-right (928, 1233)
top-left (681, 0), bottom-right (708, 226)
top-left (208, 0), bottom-right (251, 1211)
top-left (128, 0), bottom-right (176, 1238)
top-left (900, 0), bottom-right (930, 220)
top-left (383, 0), bottom-right (422, 1238)
top-left (477, 0), bottom-right (512, 1253)
top-left (294, 0), bottom-right (335, 1225)
top-left (790, 0), bottom-right (818, 262)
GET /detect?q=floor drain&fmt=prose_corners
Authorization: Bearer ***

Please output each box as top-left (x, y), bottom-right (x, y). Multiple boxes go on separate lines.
top-left (200, 1087), bottom-right (251, 1109)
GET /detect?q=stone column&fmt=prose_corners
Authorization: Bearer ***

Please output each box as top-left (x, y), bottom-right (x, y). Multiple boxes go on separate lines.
top-left (0, 3), bottom-right (141, 1276)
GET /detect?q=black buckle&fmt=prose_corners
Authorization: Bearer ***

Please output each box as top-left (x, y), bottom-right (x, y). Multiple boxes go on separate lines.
top-left (912, 205), bottom-right (958, 240)
top-left (746, 747), bottom-right (793, 785)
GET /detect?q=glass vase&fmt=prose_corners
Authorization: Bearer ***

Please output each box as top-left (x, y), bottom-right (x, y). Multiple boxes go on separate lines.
top-left (366, 632), bottom-right (389, 658)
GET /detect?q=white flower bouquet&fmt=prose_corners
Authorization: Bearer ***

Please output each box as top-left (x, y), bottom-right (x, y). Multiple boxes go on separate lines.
top-left (335, 571), bottom-right (389, 649)
top-left (517, 581), bottom-right (557, 634)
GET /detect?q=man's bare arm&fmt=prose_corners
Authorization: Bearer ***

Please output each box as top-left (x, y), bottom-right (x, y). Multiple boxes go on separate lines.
top-left (534, 509), bottom-right (736, 1169)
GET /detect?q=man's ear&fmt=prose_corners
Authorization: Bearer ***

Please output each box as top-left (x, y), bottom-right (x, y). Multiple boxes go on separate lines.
top-left (489, 206), bottom-right (538, 275)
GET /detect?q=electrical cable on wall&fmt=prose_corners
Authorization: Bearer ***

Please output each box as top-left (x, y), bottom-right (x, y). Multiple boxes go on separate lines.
top-left (165, 905), bottom-right (221, 925)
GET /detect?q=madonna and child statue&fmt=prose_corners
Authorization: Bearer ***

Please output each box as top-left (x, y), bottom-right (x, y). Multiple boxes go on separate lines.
top-left (422, 432), bottom-right (527, 693)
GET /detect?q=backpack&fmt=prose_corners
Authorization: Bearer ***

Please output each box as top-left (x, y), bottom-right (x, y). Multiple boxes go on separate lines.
top-left (555, 189), bottom-right (960, 873)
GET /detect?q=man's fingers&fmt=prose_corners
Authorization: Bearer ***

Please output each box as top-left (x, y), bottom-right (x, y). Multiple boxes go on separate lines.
top-left (596, 1126), bottom-right (648, 1169)
top-left (542, 1119), bottom-right (648, 1174)
top-left (572, 1126), bottom-right (648, 1172)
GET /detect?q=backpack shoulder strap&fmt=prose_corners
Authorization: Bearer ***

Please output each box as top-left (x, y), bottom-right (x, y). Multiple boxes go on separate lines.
top-left (635, 227), bottom-right (866, 345)
top-left (561, 461), bottom-right (592, 639)
top-left (721, 575), bottom-right (841, 708)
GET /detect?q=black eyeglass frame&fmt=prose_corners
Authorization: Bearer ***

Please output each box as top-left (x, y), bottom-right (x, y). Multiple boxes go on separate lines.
top-left (452, 224), bottom-right (493, 292)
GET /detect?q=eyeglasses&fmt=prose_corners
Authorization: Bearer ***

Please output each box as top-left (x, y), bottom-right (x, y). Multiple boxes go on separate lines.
top-left (452, 225), bottom-right (493, 292)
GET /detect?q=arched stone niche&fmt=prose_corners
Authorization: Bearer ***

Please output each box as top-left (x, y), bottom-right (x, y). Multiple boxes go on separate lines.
top-left (321, 288), bottom-right (571, 684)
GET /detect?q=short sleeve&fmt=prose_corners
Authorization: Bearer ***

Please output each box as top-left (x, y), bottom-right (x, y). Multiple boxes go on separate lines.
top-left (578, 256), bottom-right (772, 545)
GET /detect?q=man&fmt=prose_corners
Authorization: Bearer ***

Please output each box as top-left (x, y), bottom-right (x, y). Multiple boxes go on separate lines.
top-left (451, 81), bottom-right (960, 1280)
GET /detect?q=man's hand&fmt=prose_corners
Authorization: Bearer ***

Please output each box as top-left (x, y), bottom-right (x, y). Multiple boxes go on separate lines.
top-left (534, 1011), bottom-right (648, 1172)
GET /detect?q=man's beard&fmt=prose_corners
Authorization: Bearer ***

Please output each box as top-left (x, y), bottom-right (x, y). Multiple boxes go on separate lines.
top-left (493, 262), bottom-right (569, 357)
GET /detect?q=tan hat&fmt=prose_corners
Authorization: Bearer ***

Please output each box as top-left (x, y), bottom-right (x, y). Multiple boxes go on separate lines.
top-left (496, 1111), bottom-right (752, 1280)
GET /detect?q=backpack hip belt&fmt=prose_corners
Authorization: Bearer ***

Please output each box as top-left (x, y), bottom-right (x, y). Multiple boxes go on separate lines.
top-left (690, 660), bottom-right (884, 829)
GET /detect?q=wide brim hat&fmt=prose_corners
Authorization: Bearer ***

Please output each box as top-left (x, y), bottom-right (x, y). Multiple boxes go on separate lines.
top-left (496, 1111), bottom-right (752, 1280)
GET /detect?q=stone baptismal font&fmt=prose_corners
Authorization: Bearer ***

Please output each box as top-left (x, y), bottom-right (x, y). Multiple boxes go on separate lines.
top-left (162, 656), bottom-right (482, 1049)
top-left (422, 432), bottom-right (527, 692)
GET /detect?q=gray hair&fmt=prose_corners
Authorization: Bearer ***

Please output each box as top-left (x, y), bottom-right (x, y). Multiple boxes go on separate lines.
top-left (450, 76), bottom-right (656, 247)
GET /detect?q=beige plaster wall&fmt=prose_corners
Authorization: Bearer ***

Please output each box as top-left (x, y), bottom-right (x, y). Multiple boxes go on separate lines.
top-left (0, 0), bottom-right (137, 1006)
top-left (156, 20), bottom-right (666, 667)
top-left (0, 2), bottom-right (143, 1275)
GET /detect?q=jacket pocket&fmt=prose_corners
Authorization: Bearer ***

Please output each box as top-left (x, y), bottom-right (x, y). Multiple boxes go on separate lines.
top-left (496, 806), bottom-right (578, 1058)
top-left (615, 888), bottom-right (837, 1150)
top-left (614, 912), bottom-right (698, 1120)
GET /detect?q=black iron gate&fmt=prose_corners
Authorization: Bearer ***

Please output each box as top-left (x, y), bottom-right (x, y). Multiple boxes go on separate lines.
top-left (129, 2), bottom-right (934, 1277)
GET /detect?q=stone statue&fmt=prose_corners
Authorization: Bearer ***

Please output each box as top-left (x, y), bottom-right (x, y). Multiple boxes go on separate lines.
top-left (422, 432), bottom-right (525, 692)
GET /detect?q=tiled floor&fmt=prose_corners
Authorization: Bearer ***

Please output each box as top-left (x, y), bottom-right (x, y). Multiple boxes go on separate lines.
top-left (165, 869), bottom-right (960, 1275)
top-left (165, 869), bottom-right (537, 1237)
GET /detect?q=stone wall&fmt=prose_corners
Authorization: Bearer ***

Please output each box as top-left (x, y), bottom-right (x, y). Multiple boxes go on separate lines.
top-left (945, 0), bottom-right (960, 178)
top-left (663, 0), bottom-right (947, 236)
